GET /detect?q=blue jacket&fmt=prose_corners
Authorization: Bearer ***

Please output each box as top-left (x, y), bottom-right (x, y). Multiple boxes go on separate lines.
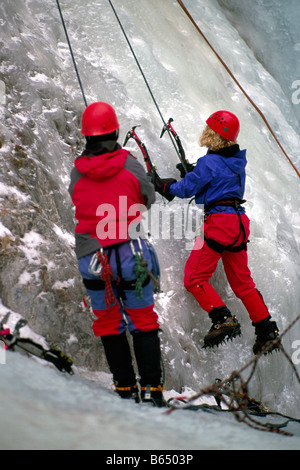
top-left (170, 145), bottom-right (247, 214)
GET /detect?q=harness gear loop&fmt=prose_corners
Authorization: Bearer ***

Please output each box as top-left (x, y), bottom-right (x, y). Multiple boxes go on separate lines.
top-left (97, 250), bottom-right (116, 308)
top-left (134, 255), bottom-right (149, 300)
top-left (130, 239), bottom-right (161, 298)
top-left (131, 239), bottom-right (150, 299)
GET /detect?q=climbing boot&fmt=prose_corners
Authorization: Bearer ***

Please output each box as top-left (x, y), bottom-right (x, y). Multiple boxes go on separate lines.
top-left (114, 384), bottom-right (140, 402)
top-left (101, 333), bottom-right (137, 401)
top-left (141, 385), bottom-right (166, 407)
top-left (132, 330), bottom-right (166, 407)
top-left (253, 316), bottom-right (281, 355)
top-left (203, 306), bottom-right (241, 348)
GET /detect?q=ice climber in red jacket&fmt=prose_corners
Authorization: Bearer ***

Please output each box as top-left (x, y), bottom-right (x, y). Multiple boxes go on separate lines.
top-left (69, 102), bottom-right (164, 406)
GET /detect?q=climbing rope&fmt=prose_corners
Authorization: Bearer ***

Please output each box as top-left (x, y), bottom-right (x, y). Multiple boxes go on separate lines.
top-left (166, 313), bottom-right (300, 436)
top-left (177, 0), bottom-right (300, 179)
top-left (56, 0), bottom-right (88, 107)
top-left (107, 0), bottom-right (188, 174)
top-left (97, 251), bottom-right (116, 308)
top-left (56, 0), bottom-right (299, 178)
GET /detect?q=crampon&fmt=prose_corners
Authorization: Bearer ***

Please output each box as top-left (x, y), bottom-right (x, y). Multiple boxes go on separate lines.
top-left (253, 318), bottom-right (281, 355)
top-left (203, 316), bottom-right (241, 349)
top-left (253, 334), bottom-right (282, 356)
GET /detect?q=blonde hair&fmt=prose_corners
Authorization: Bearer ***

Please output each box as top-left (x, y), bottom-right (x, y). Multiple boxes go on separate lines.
top-left (199, 126), bottom-right (236, 151)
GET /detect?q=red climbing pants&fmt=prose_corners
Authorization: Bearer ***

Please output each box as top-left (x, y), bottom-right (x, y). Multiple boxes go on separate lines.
top-left (184, 213), bottom-right (270, 324)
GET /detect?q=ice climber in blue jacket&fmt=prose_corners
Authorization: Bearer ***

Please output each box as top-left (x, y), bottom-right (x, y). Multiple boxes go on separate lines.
top-left (154, 110), bottom-right (281, 355)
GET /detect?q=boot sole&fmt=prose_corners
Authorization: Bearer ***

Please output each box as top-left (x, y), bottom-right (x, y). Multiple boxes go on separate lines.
top-left (253, 339), bottom-right (282, 355)
top-left (202, 325), bottom-right (242, 349)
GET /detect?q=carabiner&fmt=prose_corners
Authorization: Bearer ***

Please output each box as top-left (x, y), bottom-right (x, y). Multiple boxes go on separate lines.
top-left (88, 250), bottom-right (103, 276)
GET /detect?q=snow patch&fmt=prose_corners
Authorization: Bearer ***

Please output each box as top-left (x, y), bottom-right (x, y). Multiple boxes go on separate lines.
top-left (0, 221), bottom-right (14, 239)
top-left (19, 231), bottom-right (46, 265)
top-left (52, 278), bottom-right (75, 290)
top-left (53, 224), bottom-right (75, 247)
top-left (67, 334), bottom-right (78, 346)
top-left (0, 182), bottom-right (30, 203)
top-left (18, 270), bottom-right (40, 286)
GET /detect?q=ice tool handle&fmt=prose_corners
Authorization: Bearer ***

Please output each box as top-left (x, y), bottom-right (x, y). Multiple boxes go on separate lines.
top-left (160, 118), bottom-right (189, 175)
top-left (124, 126), bottom-right (159, 183)
top-left (0, 315), bottom-right (27, 349)
top-left (0, 312), bottom-right (74, 375)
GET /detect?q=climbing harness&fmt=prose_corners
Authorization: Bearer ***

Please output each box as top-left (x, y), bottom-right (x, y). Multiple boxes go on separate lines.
top-left (0, 313), bottom-right (74, 374)
top-left (176, 0), bottom-right (300, 179)
top-left (204, 199), bottom-right (248, 253)
top-left (84, 239), bottom-right (160, 302)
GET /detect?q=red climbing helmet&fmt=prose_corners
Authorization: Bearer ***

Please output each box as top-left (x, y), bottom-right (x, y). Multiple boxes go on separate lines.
top-left (81, 102), bottom-right (120, 136)
top-left (206, 110), bottom-right (240, 141)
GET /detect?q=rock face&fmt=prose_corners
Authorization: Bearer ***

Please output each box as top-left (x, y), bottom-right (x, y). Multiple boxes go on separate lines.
top-left (0, 0), bottom-right (107, 372)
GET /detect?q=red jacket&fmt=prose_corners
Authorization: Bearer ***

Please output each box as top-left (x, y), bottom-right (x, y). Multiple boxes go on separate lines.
top-left (69, 145), bottom-right (155, 259)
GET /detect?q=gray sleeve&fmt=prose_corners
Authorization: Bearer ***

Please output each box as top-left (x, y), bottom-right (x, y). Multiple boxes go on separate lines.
top-left (124, 154), bottom-right (156, 208)
top-left (68, 167), bottom-right (82, 198)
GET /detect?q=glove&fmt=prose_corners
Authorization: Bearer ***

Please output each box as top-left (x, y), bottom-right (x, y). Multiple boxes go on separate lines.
top-left (154, 177), bottom-right (177, 202)
top-left (176, 162), bottom-right (195, 178)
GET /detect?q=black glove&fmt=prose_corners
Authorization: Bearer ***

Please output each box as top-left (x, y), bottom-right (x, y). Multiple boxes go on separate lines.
top-left (176, 162), bottom-right (195, 178)
top-left (154, 177), bottom-right (177, 202)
